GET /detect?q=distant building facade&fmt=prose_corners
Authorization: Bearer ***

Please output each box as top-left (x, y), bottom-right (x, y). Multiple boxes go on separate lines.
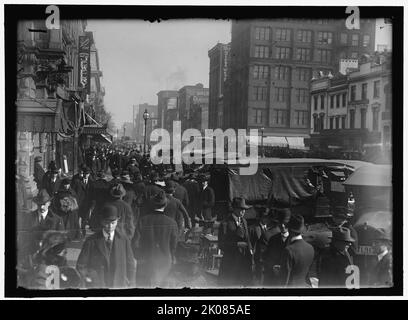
top-left (135, 103), bottom-right (158, 144)
top-left (157, 90), bottom-right (179, 133)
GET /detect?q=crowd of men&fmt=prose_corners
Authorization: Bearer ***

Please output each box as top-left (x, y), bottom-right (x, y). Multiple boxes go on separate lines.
top-left (17, 145), bottom-right (392, 289)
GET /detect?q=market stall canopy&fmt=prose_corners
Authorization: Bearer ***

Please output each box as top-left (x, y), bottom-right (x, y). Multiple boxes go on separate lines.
top-left (343, 164), bottom-right (392, 187)
top-left (354, 210), bottom-right (392, 234)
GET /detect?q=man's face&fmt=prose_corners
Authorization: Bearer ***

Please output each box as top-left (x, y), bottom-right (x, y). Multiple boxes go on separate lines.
top-left (102, 219), bottom-right (118, 233)
top-left (233, 208), bottom-right (246, 218)
top-left (38, 201), bottom-right (51, 213)
top-left (278, 222), bottom-right (289, 235)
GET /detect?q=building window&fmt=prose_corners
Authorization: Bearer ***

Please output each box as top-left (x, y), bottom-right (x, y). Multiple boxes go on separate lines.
top-left (276, 28), bottom-right (291, 41)
top-left (363, 35), bottom-right (370, 47)
top-left (275, 87), bottom-right (288, 102)
top-left (335, 116), bottom-right (340, 129)
top-left (374, 80), bottom-right (380, 98)
top-left (336, 94), bottom-right (340, 108)
top-left (276, 47), bottom-right (291, 59)
top-left (350, 109), bottom-right (355, 129)
top-left (255, 45), bottom-right (269, 58)
top-left (362, 83), bottom-right (368, 100)
top-left (330, 117), bottom-right (334, 129)
top-left (297, 67), bottom-right (310, 81)
top-left (275, 66), bottom-right (290, 80)
top-left (253, 65), bottom-right (269, 79)
top-left (297, 30), bottom-right (312, 43)
top-left (320, 95), bottom-right (325, 110)
top-left (341, 116), bottom-right (346, 129)
top-left (317, 31), bottom-right (333, 44)
top-left (320, 114), bottom-right (325, 131)
top-left (316, 49), bottom-right (332, 64)
top-left (273, 109), bottom-right (287, 125)
top-left (361, 109), bottom-right (367, 129)
top-left (372, 108), bottom-right (379, 131)
top-left (330, 95), bottom-right (335, 108)
top-left (296, 48), bottom-right (311, 61)
top-left (253, 86), bottom-right (268, 101)
top-left (352, 34), bottom-right (359, 46)
top-left (351, 52), bottom-right (359, 59)
top-left (294, 110), bottom-right (308, 125)
top-left (342, 93), bottom-right (347, 107)
top-left (295, 88), bottom-right (309, 103)
top-left (313, 115), bottom-right (319, 132)
top-left (340, 33), bottom-right (348, 45)
top-left (255, 27), bottom-right (270, 40)
top-left (254, 109), bottom-right (263, 124)
top-left (350, 85), bottom-right (356, 101)
top-left (314, 96), bottom-right (318, 111)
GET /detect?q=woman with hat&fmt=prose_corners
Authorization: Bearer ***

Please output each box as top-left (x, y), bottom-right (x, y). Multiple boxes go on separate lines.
top-left (371, 228), bottom-right (392, 287)
top-left (76, 205), bottom-right (136, 288)
top-left (317, 226), bottom-right (355, 288)
top-left (218, 197), bottom-right (254, 287)
top-left (135, 190), bottom-right (178, 287)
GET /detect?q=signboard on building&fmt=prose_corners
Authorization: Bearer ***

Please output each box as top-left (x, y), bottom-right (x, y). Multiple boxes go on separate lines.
top-left (167, 97), bottom-right (177, 110)
top-left (339, 59), bottom-right (359, 75)
top-left (78, 34), bottom-right (92, 94)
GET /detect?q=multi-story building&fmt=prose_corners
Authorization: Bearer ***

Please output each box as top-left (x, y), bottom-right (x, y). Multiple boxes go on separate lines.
top-left (134, 103), bottom-right (158, 145)
top-left (157, 90), bottom-right (178, 132)
top-left (208, 43), bottom-right (230, 129)
top-left (16, 19), bottom-right (88, 209)
top-left (224, 19), bottom-right (376, 147)
top-left (177, 84), bottom-right (209, 132)
top-left (309, 52), bottom-right (391, 157)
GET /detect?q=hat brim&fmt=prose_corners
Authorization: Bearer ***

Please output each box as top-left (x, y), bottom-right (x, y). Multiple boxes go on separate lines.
top-left (328, 235), bottom-right (356, 242)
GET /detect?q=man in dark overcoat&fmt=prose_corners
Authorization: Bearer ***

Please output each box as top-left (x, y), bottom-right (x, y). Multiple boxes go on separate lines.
top-left (170, 173), bottom-right (190, 210)
top-left (18, 189), bottom-right (65, 263)
top-left (33, 156), bottom-right (45, 190)
top-left (76, 205), bottom-right (136, 288)
top-left (262, 208), bottom-right (292, 287)
top-left (134, 191), bottom-right (178, 288)
top-left (182, 173), bottom-right (201, 224)
top-left (42, 162), bottom-right (61, 197)
top-left (218, 197), bottom-right (254, 287)
top-left (198, 174), bottom-right (215, 221)
top-left (279, 214), bottom-right (315, 288)
top-left (141, 172), bottom-right (164, 217)
top-left (317, 227), bottom-right (355, 288)
top-left (371, 229), bottom-right (393, 287)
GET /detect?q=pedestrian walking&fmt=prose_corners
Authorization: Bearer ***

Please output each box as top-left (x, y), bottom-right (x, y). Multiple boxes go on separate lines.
top-left (33, 156), bottom-right (45, 190)
top-left (371, 228), bottom-right (393, 287)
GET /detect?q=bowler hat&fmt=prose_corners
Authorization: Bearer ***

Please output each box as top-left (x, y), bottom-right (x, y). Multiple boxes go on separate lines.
top-left (82, 166), bottom-right (91, 174)
top-left (150, 190), bottom-right (167, 209)
top-left (34, 156), bottom-right (42, 162)
top-left (288, 214), bottom-right (305, 233)
top-left (165, 180), bottom-right (177, 193)
top-left (101, 205), bottom-right (120, 221)
top-left (232, 197), bottom-right (252, 210)
top-left (33, 189), bottom-right (52, 205)
top-left (110, 183), bottom-right (126, 198)
top-left (274, 208), bottom-right (292, 224)
top-left (373, 228), bottom-right (392, 243)
top-left (330, 227), bottom-right (355, 243)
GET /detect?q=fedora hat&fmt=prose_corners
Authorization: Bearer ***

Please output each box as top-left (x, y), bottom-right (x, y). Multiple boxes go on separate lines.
top-left (82, 166), bottom-right (91, 174)
top-left (232, 197), bottom-right (252, 210)
top-left (33, 189), bottom-right (52, 205)
top-left (372, 228), bottom-right (392, 243)
top-left (330, 227), bottom-right (355, 243)
top-left (101, 205), bottom-right (120, 222)
top-left (150, 190), bottom-right (167, 209)
top-left (165, 180), bottom-right (177, 193)
top-left (110, 183), bottom-right (126, 198)
top-left (288, 214), bottom-right (305, 233)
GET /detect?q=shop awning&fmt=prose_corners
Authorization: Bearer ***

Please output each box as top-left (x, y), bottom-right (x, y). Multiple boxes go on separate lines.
top-left (343, 164), bottom-right (392, 187)
top-left (286, 137), bottom-right (306, 149)
top-left (263, 136), bottom-right (288, 147)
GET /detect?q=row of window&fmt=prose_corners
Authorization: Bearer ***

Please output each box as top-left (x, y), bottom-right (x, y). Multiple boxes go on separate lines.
top-left (254, 65), bottom-right (333, 81)
top-left (252, 86), bottom-right (309, 103)
top-left (350, 80), bottom-right (381, 101)
top-left (253, 109), bottom-right (308, 125)
top-left (254, 47), bottom-right (333, 63)
top-left (255, 27), bottom-right (370, 47)
top-left (313, 108), bottom-right (380, 132)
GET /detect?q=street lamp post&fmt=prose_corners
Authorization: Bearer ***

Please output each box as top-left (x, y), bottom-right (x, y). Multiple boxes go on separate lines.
top-left (143, 109), bottom-right (150, 155)
top-left (261, 127), bottom-right (265, 158)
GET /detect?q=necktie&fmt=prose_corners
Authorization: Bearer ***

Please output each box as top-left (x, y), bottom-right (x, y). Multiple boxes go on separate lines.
top-left (106, 237), bottom-right (112, 252)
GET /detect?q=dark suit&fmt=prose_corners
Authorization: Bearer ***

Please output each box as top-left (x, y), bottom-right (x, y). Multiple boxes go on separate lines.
top-left (71, 177), bottom-right (93, 221)
top-left (164, 194), bottom-right (191, 238)
top-left (317, 246), bottom-right (354, 288)
top-left (280, 238), bottom-right (315, 288)
top-left (218, 215), bottom-right (253, 287)
top-left (108, 199), bottom-right (135, 240)
top-left (263, 232), bottom-right (290, 287)
top-left (183, 179), bottom-right (201, 221)
top-left (200, 186), bottom-right (215, 220)
top-left (371, 252), bottom-right (393, 287)
top-left (135, 210), bottom-right (178, 287)
top-left (76, 230), bottom-right (136, 288)
top-left (42, 175), bottom-right (61, 197)
top-left (34, 163), bottom-right (45, 190)
top-left (173, 183), bottom-right (189, 209)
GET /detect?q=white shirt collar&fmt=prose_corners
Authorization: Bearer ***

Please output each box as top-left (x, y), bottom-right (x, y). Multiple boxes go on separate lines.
top-left (38, 210), bottom-right (48, 221)
top-left (378, 249), bottom-right (388, 261)
top-left (155, 208), bottom-right (165, 212)
top-left (290, 234), bottom-right (303, 242)
top-left (102, 229), bottom-right (115, 241)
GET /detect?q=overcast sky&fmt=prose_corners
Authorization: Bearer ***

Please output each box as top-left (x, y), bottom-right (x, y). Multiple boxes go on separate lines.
top-left (87, 19), bottom-right (392, 129)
